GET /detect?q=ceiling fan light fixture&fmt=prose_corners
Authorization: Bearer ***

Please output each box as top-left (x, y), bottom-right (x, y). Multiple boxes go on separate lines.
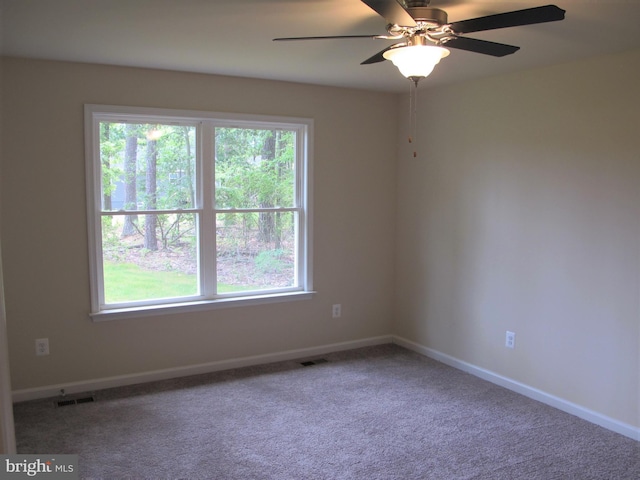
top-left (383, 45), bottom-right (450, 79)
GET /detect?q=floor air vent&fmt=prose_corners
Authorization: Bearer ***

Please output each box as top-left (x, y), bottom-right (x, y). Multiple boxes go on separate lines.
top-left (300, 358), bottom-right (328, 367)
top-left (54, 395), bottom-right (95, 408)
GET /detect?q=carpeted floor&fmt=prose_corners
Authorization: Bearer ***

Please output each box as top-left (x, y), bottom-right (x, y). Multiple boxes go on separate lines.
top-left (13, 344), bottom-right (640, 479)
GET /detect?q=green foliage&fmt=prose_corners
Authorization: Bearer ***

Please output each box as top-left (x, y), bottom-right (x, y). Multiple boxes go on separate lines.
top-left (99, 122), bottom-right (196, 213)
top-left (215, 128), bottom-right (295, 209)
top-left (99, 122), bottom-right (297, 301)
top-left (101, 216), bottom-right (126, 260)
top-left (254, 249), bottom-right (286, 274)
top-left (99, 123), bottom-right (125, 200)
top-left (214, 128), bottom-right (296, 252)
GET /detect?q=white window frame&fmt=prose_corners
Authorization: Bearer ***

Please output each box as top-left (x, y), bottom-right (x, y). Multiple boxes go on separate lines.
top-left (85, 105), bottom-right (314, 321)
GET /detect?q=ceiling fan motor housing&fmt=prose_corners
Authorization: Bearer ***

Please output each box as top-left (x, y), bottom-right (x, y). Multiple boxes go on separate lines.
top-left (408, 7), bottom-right (448, 26)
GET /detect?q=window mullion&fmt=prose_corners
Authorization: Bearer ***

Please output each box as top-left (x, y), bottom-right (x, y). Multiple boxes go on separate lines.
top-left (90, 115), bottom-right (105, 312)
top-left (295, 126), bottom-right (307, 290)
top-left (200, 122), bottom-right (216, 298)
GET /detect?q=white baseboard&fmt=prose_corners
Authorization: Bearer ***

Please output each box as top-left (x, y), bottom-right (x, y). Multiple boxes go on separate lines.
top-left (12, 335), bottom-right (393, 403)
top-left (393, 336), bottom-right (640, 442)
top-left (13, 334), bottom-right (638, 442)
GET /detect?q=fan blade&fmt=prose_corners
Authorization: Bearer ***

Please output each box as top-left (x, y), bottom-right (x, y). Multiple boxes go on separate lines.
top-left (445, 37), bottom-right (520, 57)
top-left (361, 0), bottom-right (417, 27)
top-left (361, 45), bottom-right (397, 65)
top-left (449, 5), bottom-right (565, 34)
top-left (274, 34), bottom-right (386, 41)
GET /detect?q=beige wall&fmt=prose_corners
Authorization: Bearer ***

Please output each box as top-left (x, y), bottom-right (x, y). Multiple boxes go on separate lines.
top-left (395, 49), bottom-right (640, 428)
top-left (2, 50), bottom-right (639, 433)
top-left (0, 57), bottom-right (397, 390)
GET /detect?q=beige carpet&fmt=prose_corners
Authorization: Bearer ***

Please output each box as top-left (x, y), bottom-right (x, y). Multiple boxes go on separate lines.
top-left (13, 344), bottom-right (640, 479)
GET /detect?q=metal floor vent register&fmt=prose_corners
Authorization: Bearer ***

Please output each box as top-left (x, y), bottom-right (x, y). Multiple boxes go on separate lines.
top-left (54, 390), bottom-right (96, 408)
top-left (300, 358), bottom-right (328, 367)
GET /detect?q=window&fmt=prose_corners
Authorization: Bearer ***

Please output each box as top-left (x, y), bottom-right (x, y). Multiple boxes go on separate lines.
top-left (85, 105), bottom-right (313, 319)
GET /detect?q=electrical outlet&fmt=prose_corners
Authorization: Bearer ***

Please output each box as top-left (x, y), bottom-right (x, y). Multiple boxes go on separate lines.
top-left (505, 331), bottom-right (516, 349)
top-left (332, 304), bottom-right (342, 318)
top-left (35, 338), bottom-right (50, 356)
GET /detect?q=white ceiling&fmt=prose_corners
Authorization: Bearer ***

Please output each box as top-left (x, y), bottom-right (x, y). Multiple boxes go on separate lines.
top-left (2, 0), bottom-right (640, 93)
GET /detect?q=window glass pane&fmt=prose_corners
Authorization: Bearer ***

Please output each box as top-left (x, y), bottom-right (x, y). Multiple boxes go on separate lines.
top-left (100, 122), bottom-right (196, 211)
top-left (101, 213), bottom-right (198, 303)
top-left (215, 128), bottom-right (296, 209)
top-left (216, 211), bottom-right (296, 292)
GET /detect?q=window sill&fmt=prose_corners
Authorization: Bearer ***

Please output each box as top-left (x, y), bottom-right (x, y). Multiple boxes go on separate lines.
top-left (90, 291), bottom-right (316, 322)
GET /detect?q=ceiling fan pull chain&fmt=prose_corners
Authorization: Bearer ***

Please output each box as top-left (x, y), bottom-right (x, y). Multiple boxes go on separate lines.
top-left (409, 77), bottom-right (419, 158)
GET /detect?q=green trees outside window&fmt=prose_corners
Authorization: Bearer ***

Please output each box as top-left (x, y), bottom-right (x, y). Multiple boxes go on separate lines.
top-left (88, 107), bottom-right (310, 312)
top-left (215, 128), bottom-right (297, 292)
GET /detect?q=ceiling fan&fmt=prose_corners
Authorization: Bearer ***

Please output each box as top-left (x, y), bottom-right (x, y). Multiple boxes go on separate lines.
top-left (276, 1), bottom-right (565, 157)
top-left (274, 1), bottom-right (566, 81)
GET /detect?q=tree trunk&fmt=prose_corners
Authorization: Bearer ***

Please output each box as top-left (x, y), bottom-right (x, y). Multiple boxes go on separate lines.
top-left (274, 131), bottom-right (284, 250)
top-left (122, 124), bottom-right (138, 237)
top-left (259, 131), bottom-right (276, 244)
top-left (144, 137), bottom-right (158, 251)
top-left (182, 127), bottom-right (194, 208)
